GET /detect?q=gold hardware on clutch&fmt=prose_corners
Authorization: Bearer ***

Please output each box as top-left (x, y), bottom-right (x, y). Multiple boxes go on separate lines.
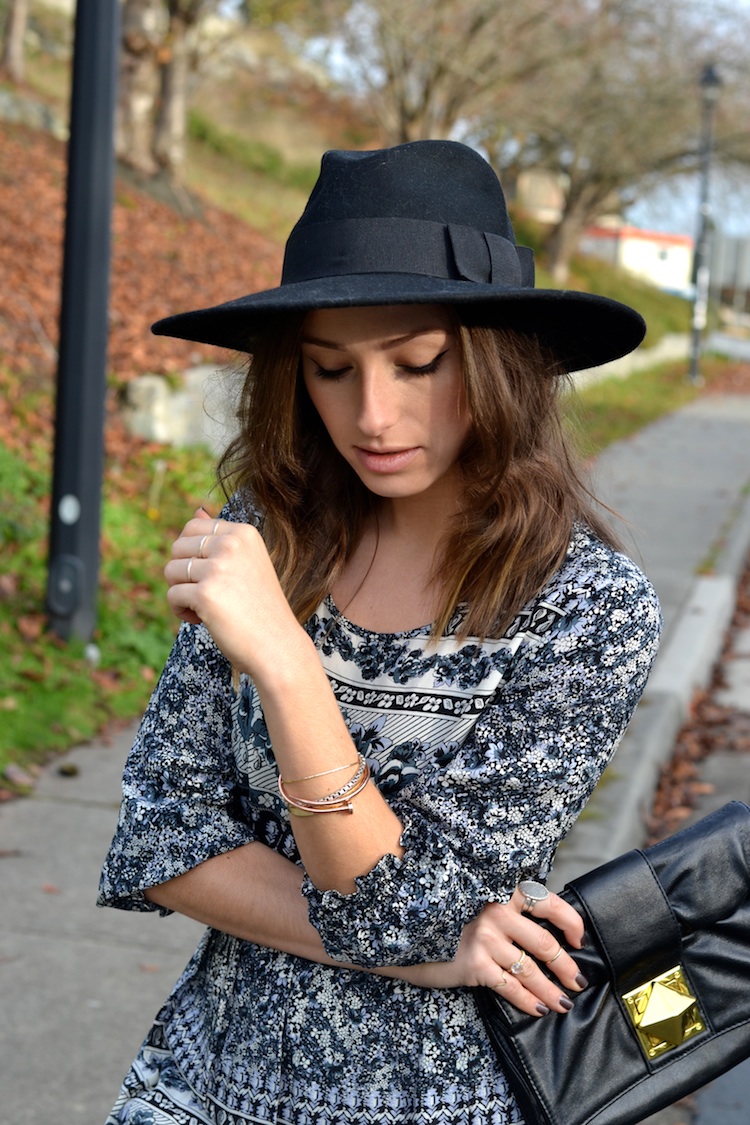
top-left (622, 966), bottom-right (705, 1059)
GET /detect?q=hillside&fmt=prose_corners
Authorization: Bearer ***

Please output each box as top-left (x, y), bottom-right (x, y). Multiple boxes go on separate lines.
top-left (0, 119), bottom-right (284, 382)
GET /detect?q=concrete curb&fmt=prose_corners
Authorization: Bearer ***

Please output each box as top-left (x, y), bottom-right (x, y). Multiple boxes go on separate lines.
top-left (551, 482), bottom-right (750, 889)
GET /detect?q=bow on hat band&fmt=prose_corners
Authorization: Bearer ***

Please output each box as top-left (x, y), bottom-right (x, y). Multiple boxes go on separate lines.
top-left (281, 218), bottom-right (535, 290)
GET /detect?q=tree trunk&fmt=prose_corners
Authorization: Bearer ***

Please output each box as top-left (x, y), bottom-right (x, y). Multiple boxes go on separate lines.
top-left (2, 0), bottom-right (29, 83)
top-left (546, 183), bottom-right (610, 285)
top-left (153, 12), bottom-right (191, 176)
top-left (116, 0), bottom-right (165, 176)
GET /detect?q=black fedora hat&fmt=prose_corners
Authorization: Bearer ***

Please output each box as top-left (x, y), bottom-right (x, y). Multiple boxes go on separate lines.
top-left (152, 140), bottom-right (645, 373)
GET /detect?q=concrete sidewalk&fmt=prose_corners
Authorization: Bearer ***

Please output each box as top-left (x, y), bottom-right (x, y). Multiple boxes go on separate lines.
top-left (2, 393), bottom-right (750, 1124)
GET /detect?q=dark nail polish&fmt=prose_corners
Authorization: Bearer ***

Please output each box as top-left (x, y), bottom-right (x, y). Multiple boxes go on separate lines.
top-left (575, 973), bottom-right (589, 989)
top-left (559, 996), bottom-right (574, 1011)
top-left (580, 934), bottom-right (588, 948)
top-left (536, 1003), bottom-right (551, 1016)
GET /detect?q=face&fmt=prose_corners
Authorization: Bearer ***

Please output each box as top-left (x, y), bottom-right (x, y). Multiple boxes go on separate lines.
top-left (300, 305), bottom-right (471, 505)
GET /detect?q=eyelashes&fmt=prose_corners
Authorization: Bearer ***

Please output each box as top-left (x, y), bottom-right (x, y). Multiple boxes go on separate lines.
top-left (402, 349), bottom-right (449, 376)
top-left (311, 349), bottom-right (449, 381)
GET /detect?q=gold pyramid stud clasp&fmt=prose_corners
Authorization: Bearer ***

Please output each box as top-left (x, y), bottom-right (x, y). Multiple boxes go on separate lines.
top-left (622, 966), bottom-right (705, 1059)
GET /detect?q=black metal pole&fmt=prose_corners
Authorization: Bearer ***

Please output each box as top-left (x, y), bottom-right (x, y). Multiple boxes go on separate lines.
top-left (47, 0), bottom-right (120, 641)
top-left (688, 65), bottom-right (721, 386)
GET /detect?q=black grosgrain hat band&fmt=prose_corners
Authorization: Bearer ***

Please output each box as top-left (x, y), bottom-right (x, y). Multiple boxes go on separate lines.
top-left (281, 218), bottom-right (536, 289)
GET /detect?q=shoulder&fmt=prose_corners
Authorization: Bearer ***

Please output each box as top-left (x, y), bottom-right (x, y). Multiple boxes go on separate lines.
top-left (517, 524), bottom-right (662, 658)
top-left (547, 524), bottom-right (659, 612)
top-left (218, 490), bottom-right (264, 529)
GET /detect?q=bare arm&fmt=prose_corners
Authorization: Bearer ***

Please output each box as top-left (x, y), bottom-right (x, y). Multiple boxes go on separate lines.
top-left (143, 840), bottom-right (587, 1017)
top-left (164, 513), bottom-right (405, 894)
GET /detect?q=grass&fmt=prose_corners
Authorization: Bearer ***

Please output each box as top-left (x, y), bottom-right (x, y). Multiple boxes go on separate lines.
top-left (567, 355), bottom-right (730, 459)
top-left (0, 364), bottom-right (218, 779)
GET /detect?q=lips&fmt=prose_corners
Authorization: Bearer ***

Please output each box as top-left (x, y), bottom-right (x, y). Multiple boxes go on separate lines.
top-left (354, 447), bottom-right (420, 473)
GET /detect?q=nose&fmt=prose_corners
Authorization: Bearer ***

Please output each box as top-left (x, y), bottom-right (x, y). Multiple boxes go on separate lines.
top-left (356, 366), bottom-right (399, 437)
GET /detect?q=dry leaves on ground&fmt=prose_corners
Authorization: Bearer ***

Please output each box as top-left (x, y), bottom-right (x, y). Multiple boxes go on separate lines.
top-left (0, 120), bottom-right (283, 383)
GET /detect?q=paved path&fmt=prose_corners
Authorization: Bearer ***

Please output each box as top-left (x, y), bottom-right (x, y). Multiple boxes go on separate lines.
top-left (2, 394), bottom-right (750, 1124)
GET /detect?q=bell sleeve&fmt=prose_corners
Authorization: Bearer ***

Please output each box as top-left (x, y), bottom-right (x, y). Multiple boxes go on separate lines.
top-left (302, 552), bottom-right (662, 967)
top-left (97, 621), bottom-right (255, 914)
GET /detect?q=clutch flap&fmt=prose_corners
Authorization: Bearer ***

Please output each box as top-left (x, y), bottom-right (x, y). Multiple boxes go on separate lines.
top-left (566, 849), bottom-right (681, 990)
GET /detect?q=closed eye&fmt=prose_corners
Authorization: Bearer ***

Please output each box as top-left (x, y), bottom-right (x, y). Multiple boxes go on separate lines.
top-left (400, 349), bottom-right (449, 376)
top-left (311, 363), bottom-right (352, 381)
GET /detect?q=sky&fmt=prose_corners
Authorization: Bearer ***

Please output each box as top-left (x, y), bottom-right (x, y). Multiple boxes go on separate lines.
top-left (627, 171), bottom-right (750, 240)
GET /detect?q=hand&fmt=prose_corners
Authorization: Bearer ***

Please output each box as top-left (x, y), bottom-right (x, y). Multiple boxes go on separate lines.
top-left (388, 887), bottom-right (587, 1018)
top-left (163, 509), bottom-right (305, 675)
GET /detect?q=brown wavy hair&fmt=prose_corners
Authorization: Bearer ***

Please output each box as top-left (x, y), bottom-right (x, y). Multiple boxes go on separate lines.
top-left (218, 306), bottom-right (620, 640)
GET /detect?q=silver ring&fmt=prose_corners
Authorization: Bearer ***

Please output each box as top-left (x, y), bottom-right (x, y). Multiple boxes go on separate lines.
top-left (199, 535), bottom-right (210, 559)
top-left (186, 557), bottom-right (195, 583)
top-left (212, 519), bottom-right (221, 535)
top-left (518, 879), bottom-right (549, 914)
top-left (509, 950), bottom-right (527, 976)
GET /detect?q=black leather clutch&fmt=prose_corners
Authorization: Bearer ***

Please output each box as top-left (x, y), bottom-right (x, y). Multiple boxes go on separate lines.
top-left (475, 801), bottom-right (750, 1125)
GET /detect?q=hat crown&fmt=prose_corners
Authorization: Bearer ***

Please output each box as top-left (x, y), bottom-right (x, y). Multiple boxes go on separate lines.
top-left (296, 141), bottom-right (517, 242)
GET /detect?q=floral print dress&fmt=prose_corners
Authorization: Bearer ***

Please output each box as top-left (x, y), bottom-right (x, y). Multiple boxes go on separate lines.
top-left (98, 513), bottom-right (661, 1125)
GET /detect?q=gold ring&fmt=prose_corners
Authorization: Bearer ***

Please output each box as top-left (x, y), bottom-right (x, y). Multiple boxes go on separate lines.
top-left (545, 946), bottom-right (564, 965)
top-left (509, 950), bottom-right (527, 975)
top-left (495, 972), bottom-right (509, 989)
top-left (186, 557), bottom-right (195, 583)
top-left (199, 534), bottom-right (210, 558)
top-left (212, 519), bottom-right (221, 535)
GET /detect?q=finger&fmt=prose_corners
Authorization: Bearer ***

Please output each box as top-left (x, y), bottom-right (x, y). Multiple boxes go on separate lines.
top-left (171, 527), bottom-right (225, 561)
top-left (498, 912), bottom-right (588, 995)
top-left (511, 886), bottom-right (585, 950)
top-left (164, 555), bottom-right (205, 589)
top-left (491, 956), bottom-right (571, 1019)
top-left (501, 947), bottom-right (579, 1016)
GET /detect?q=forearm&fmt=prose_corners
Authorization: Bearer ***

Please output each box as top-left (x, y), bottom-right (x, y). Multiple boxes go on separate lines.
top-left (252, 630), bottom-right (405, 894)
top-left (143, 841), bottom-right (340, 964)
top-left (141, 839), bottom-right (446, 983)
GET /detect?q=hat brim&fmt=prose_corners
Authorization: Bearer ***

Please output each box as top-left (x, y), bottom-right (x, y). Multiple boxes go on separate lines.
top-left (151, 273), bottom-right (646, 374)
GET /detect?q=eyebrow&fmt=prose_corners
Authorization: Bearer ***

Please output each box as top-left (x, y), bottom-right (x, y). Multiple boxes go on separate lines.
top-left (300, 327), bottom-right (449, 350)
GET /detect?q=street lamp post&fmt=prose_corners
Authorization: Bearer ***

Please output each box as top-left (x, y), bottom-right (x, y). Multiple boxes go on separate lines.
top-left (689, 63), bottom-right (722, 385)
top-left (47, 0), bottom-right (120, 640)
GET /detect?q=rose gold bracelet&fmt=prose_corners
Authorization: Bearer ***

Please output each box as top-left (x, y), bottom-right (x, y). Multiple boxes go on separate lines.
top-left (282, 757), bottom-right (361, 786)
top-left (279, 765), bottom-right (371, 816)
top-left (279, 756), bottom-right (366, 805)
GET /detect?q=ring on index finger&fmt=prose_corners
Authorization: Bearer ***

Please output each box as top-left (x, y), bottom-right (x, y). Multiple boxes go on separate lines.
top-left (199, 534), bottom-right (210, 559)
top-left (212, 519), bottom-right (221, 535)
top-left (186, 557), bottom-right (195, 583)
top-left (517, 879), bottom-right (549, 914)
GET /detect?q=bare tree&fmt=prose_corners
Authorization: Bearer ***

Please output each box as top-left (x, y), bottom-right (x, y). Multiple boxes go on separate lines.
top-left (472, 0), bottom-right (750, 281)
top-left (153, 0), bottom-right (218, 173)
top-left (328, 0), bottom-right (561, 144)
top-left (117, 0), bottom-right (166, 175)
top-left (117, 0), bottom-right (219, 179)
top-left (1, 0), bottom-right (29, 82)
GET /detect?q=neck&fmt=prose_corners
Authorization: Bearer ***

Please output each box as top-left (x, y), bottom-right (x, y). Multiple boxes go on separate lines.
top-left (376, 477), bottom-right (465, 553)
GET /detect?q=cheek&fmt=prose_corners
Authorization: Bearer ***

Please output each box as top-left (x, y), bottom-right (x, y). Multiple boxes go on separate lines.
top-left (303, 380), bottom-right (347, 444)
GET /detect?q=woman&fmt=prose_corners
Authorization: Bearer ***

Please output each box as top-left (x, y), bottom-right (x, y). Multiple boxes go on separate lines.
top-left (99, 140), bottom-right (661, 1124)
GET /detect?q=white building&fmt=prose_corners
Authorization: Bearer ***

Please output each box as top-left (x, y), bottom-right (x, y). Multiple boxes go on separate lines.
top-left (579, 224), bottom-right (694, 294)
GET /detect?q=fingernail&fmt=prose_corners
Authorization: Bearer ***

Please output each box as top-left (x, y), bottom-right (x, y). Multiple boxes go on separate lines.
top-left (536, 1003), bottom-right (551, 1016)
top-left (580, 934), bottom-right (588, 948)
top-left (559, 996), bottom-right (574, 1011)
top-left (575, 973), bottom-right (589, 990)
